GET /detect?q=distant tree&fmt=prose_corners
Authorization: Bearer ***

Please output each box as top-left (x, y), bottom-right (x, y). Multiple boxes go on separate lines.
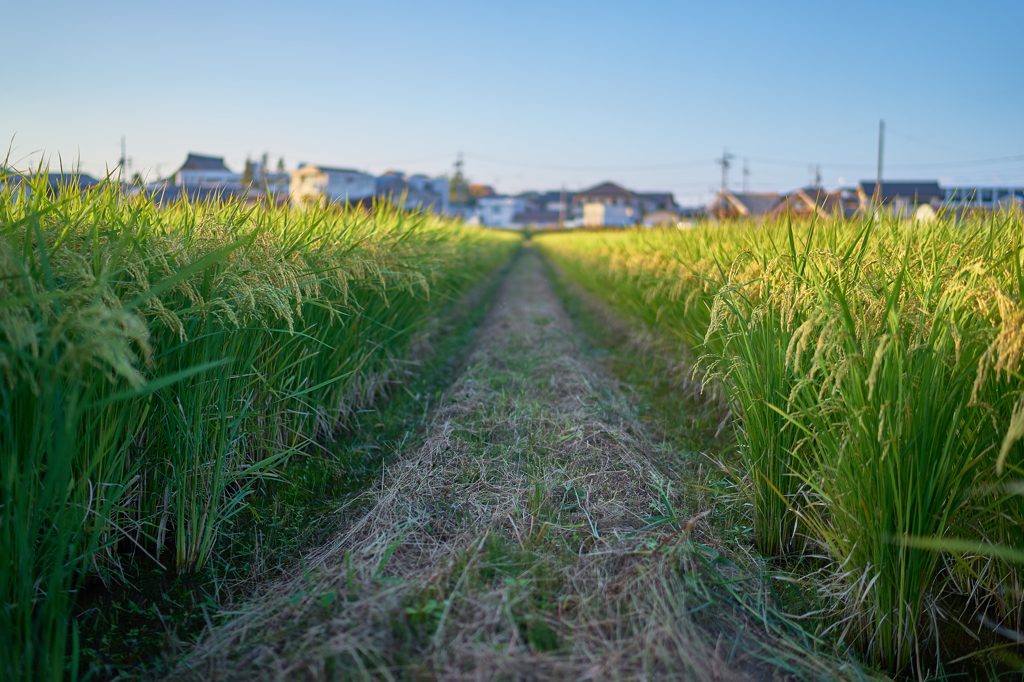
top-left (469, 184), bottom-right (496, 198)
top-left (131, 172), bottom-right (143, 187)
top-left (450, 169), bottom-right (471, 205)
top-left (276, 157), bottom-right (285, 174)
top-left (260, 152), bottom-right (269, 180)
top-left (241, 157), bottom-right (255, 187)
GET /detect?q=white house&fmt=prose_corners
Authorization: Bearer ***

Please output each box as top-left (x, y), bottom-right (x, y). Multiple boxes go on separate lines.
top-left (583, 202), bottom-right (635, 227)
top-left (290, 164), bottom-right (376, 208)
top-left (407, 174), bottom-right (449, 213)
top-left (944, 186), bottom-right (1024, 210)
top-left (174, 153), bottom-right (242, 188)
top-left (376, 172), bottom-right (449, 213)
top-left (477, 197), bottom-right (528, 228)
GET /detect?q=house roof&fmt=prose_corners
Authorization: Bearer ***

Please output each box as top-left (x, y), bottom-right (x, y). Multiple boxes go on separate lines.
top-left (46, 173), bottom-right (99, 189)
top-left (144, 184), bottom-right (247, 205)
top-left (859, 181), bottom-right (943, 202)
top-left (723, 192), bottom-right (780, 216)
top-left (577, 182), bottom-right (635, 199)
top-left (511, 210), bottom-right (561, 225)
top-left (313, 166), bottom-right (366, 175)
top-left (642, 209), bottom-right (682, 225)
top-left (178, 153), bottom-right (231, 172)
top-left (637, 192), bottom-right (676, 204)
top-left (376, 175), bottom-right (409, 192)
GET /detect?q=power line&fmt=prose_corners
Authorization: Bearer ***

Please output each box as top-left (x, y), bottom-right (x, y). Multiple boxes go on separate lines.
top-left (464, 153), bottom-right (714, 172)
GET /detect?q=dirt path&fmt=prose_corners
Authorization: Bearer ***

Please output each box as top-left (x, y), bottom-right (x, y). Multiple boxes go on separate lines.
top-left (175, 247), bottom-right (829, 681)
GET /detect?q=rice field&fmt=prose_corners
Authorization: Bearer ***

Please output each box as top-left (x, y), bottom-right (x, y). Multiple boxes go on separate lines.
top-left (535, 210), bottom-right (1024, 672)
top-left (0, 172), bottom-right (520, 681)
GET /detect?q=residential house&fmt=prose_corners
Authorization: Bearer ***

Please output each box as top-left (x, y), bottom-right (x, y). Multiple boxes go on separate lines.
top-left (636, 192), bottom-right (678, 213)
top-left (642, 209), bottom-right (682, 227)
top-left (477, 197), bottom-right (528, 228)
top-left (857, 181), bottom-right (944, 216)
top-left (943, 186), bottom-right (1024, 211)
top-left (583, 203), bottom-right (635, 227)
top-left (710, 191), bottom-right (780, 219)
top-left (376, 172), bottom-right (449, 213)
top-left (445, 204), bottom-right (480, 222)
top-left (174, 153), bottom-right (241, 188)
top-left (145, 183), bottom-right (249, 206)
top-left (290, 164), bottom-right (376, 208)
top-left (573, 182), bottom-right (640, 224)
top-left (572, 182), bottom-right (677, 225)
top-left (516, 190), bottom-right (577, 221)
top-left (771, 186), bottom-right (859, 218)
top-left (2, 171), bottom-right (99, 198)
top-left (510, 210), bottom-right (561, 228)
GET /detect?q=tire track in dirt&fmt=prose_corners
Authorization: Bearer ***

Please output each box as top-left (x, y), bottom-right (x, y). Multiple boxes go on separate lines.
top-left (175, 246), bottom-right (839, 681)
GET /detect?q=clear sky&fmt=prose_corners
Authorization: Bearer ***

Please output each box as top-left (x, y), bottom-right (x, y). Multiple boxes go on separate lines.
top-left (4, 0), bottom-right (1022, 206)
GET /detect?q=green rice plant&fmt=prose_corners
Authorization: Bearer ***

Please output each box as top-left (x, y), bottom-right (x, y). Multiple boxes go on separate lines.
top-left (535, 208), bottom-right (1024, 671)
top-left (0, 167), bottom-right (520, 680)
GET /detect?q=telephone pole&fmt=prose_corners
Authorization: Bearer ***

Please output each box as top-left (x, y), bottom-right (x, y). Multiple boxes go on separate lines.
top-left (716, 149), bottom-right (735, 196)
top-left (876, 119), bottom-right (885, 197)
top-left (119, 136), bottom-right (127, 184)
top-left (742, 159), bottom-right (749, 192)
top-left (558, 184), bottom-right (566, 228)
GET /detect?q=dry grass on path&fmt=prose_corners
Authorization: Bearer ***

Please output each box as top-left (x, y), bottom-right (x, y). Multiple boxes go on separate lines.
top-left (174, 247), bottom-right (852, 681)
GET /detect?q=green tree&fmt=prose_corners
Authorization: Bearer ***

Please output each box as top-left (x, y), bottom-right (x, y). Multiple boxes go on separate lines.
top-left (241, 157), bottom-right (255, 187)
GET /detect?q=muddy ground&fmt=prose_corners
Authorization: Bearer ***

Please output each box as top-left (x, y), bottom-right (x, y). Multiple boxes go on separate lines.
top-left (173, 247), bottom-right (849, 681)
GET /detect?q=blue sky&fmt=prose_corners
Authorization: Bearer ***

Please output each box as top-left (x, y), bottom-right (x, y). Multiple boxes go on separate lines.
top-left (4, 0), bottom-right (1022, 205)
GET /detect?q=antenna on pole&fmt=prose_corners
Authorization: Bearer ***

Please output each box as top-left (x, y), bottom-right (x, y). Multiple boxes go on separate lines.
top-left (876, 119), bottom-right (885, 204)
top-left (559, 184), bottom-right (566, 228)
top-left (716, 149), bottom-right (735, 196)
top-left (742, 159), bottom-right (749, 192)
top-left (119, 136), bottom-right (126, 184)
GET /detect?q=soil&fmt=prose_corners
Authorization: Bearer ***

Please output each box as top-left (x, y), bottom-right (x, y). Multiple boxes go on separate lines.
top-left (171, 246), bottom-right (848, 681)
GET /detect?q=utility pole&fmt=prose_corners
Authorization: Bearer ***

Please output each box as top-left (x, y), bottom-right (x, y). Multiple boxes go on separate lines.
top-left (876, 119), bottom-right (885, 202)
top-left (814, 164), bottom-right (822, 187)
top-left (119, 136), bottom-right (127, 184)
top-left (716, 149), bottom-right (735, 196)
top-left (742, 159), bottom-right (749, 192)
top-left (558, 184), bottom-right (566, 228)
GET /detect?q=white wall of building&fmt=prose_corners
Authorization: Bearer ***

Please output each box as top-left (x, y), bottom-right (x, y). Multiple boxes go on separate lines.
top-left (178, 169), bottom-right (242, 188)
top-left (324, 168), bottom-right (376, 201)
top-left (583, 203), bottom-right (636, 227)
top-left (477, 197), bottom-right (527, 228)
top-left (944, 187), bottom-right (1024, 210)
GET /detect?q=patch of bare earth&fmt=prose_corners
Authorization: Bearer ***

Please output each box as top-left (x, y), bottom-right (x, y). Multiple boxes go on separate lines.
top-left (174, 247), bottom-right (841, 681)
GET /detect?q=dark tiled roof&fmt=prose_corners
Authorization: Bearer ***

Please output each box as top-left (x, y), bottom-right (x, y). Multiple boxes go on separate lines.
top-left (311, 165), bottom-right (365, 174)
top-left (376, 176), bottom-right (409, 193)
top-left (726, 192), bottom-right (780, 216)
top-left (637, 191), bottom-right (675, 202)
top-left (46, 173), bottom-right (99, 189)
top-left (859, 181), bottom-right (943, 201)
top-left (577, 182), bottom-right (635, 199)
top-left (511, 210), bottom-right (561, 225)
top-left (179, 154), bottom-right (231, 172)
top-left (144, 184), bottom-right (247, 205)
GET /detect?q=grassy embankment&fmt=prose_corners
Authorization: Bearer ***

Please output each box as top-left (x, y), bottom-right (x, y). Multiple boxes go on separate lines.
top-left (0, 171), bottom-right (520, 681)
top-left (535, 211), bottom-right (1024, 676)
